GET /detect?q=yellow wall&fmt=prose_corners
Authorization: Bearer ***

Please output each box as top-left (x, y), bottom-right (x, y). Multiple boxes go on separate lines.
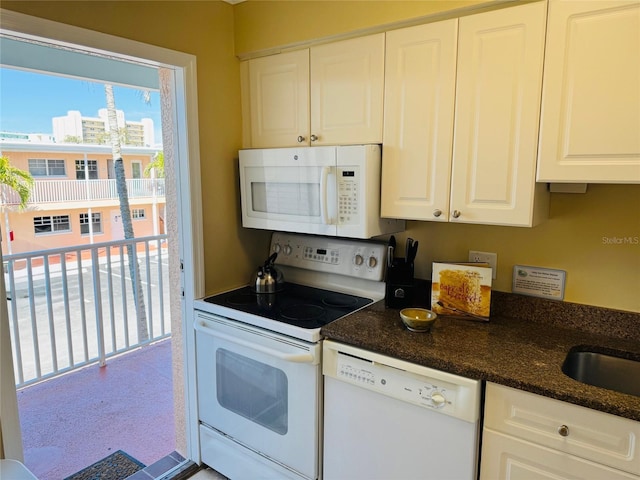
top-left (2, 1), bottom-right (639, 313)
top-left (233, 0), bottom-right (487, 55)
top-left (1, 0), bottom-right (271, 294)
top-left (404, 185), bottom-right (640, 312)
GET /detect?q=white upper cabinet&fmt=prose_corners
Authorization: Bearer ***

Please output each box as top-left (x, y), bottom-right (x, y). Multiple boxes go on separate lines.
top-left (246, 50), bottom-right (310, 149)
top-left (310, 34), bottom-right (385, 146)
top-left (382, 1), bottom-right (549, 226)
top-left (242, 34), bottom-right (385, 148)
top-left (381, 19), bottom-right (458, 221)
top-left (537, 0), bottom-right (640, 183)
top-left (451, 1), bottom-right (549, 227)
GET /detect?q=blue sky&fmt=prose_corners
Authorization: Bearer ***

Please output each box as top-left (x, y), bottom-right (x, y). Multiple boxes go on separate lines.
top-left (0, 67), bottom-right (162, 142)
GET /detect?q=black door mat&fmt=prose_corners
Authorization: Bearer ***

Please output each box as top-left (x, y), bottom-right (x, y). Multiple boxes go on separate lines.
top-left (63, 450), bottom-right (145, 480)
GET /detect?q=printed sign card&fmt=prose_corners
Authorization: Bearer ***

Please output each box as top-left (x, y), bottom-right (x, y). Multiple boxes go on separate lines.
top-left (512, 265), bottom-right (566, 300)
top-left (431, 262), bottom-right (492, 321)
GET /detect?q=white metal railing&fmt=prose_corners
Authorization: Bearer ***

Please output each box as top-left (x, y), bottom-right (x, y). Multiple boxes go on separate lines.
top-left (3, 235), bottom-right (170, 387)
top-left (2, 178), bottom-right (165, 205)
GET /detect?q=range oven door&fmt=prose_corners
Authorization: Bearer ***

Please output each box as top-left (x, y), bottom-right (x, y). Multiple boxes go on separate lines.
top-left (194, 311), bottom-right (321, 480)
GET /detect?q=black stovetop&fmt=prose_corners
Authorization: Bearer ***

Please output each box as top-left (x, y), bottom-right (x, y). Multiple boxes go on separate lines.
top-left (203, 283), bottom-right (373, 329)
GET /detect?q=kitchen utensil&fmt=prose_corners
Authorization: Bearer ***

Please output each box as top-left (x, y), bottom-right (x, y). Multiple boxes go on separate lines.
top-left (400, 308), bottom-right (437, 332)
top-left (387, 235), bottom-right (397, 267)
top-left (405, 238), bottom-right (414, 260)
top-left (436, 301), bottom-right (487, 321)
top-left (252, 252), bottom-right (284, 293)
top-left (407, 241), bottom-right (419, 264)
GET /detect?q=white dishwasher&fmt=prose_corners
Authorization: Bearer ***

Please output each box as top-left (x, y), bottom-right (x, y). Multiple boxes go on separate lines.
top-left (322, 340), bottom-right (481, 480)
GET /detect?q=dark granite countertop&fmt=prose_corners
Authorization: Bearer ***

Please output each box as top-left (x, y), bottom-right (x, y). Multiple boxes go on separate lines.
top-left (321, 292), bottom-right (640, 422)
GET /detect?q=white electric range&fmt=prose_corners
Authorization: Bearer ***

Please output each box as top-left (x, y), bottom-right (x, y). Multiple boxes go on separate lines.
top-left (193, 232), bottom-right (387, 480)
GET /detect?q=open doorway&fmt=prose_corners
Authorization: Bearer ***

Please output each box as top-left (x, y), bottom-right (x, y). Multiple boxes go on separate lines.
top-left (0, 65), bottom-right (176, 479)
top-left (1, 8), bottom-right (204, 477)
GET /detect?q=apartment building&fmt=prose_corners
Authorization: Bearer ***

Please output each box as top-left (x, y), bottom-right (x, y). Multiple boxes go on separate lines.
top-left (52, 110), bottom-right (155, 147)
top-left (1, 140), bottom-right (164, 255)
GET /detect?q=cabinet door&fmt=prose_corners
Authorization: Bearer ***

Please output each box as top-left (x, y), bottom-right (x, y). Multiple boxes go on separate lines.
top-left (537, 0), bottom-right (640, 183)
top-left (484, 383), bottom-right (640, 476)
top-left (481, 429), bottom-right (639, 480)
top-left (381, 20), bottom-right (458, 221)
top-left (310, 33), bottom-right (385, 145)
top-left (451, 1), bottom-right (548, 226)
top-left (248, 49), bottom-right (310, 148)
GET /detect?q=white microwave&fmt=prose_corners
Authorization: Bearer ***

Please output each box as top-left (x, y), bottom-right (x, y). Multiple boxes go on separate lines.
top-left (239, 145), bottom-right (405, 239)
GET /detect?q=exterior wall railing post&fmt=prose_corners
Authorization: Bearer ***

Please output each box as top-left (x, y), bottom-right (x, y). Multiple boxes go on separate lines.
top-left (91, 248), bottom-right (106, 367)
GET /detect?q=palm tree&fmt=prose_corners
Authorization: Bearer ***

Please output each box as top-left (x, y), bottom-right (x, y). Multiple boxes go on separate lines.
top-left (0, 155), bottom-right (34, 255)
top-left (105, 84), bottom-right (149, 342)
top-left (144, 151), bottom-right (164, 178)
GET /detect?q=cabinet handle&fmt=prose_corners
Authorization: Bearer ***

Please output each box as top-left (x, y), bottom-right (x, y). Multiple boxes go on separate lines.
top-left (452, 210), bottom-right (461, 219)
top-left (433, 209), bottom-right (442, 218)
top-left (297, 135), bottom-right (306, 143)
top-left (310, 134), bottom-right (318, 142)
top-left (557, 425), bottom-right (570, 437)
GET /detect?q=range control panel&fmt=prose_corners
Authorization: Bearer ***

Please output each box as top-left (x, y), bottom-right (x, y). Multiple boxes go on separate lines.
top-left (271, 232), bottom-right (386, 282)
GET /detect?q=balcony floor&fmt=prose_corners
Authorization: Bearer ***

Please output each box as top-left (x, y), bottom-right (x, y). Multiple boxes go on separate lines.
top-left (17, 338), bottom-right (175, 480)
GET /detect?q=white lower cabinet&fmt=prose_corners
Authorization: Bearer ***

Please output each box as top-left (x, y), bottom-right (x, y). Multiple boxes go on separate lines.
top-left (482, 429), bottom-right (638, 480)
top-left (481, 383), bottom-right (640, 479)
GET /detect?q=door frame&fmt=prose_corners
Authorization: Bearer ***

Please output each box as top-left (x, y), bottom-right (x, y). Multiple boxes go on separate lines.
top-left (0, 9), bottom-right (205, 462)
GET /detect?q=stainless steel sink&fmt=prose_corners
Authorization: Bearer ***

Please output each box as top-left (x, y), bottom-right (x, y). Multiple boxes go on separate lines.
top-left (562, 350), bottom-right (640, 397)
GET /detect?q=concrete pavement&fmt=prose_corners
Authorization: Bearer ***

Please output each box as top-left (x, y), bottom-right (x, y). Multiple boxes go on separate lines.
top-left (17, 338), bottom-right (175, 480)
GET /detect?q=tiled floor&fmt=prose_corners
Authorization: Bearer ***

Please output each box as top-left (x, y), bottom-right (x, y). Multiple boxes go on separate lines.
top-left (189, 467), bottom-right (228, 479)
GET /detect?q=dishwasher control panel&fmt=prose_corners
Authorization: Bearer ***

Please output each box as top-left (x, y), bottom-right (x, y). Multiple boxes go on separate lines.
top-left (336, 355), bottom-right (459, 414)
top-left (324, 340), bottom-right (481, 423)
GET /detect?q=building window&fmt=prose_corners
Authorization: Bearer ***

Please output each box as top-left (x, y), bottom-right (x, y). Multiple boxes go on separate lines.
top-left (28, 159), bottom-right (66, 177)
top-left (34, 215), bottom-right (71, 235)
top-left (131, 161), bottom-right (142, 179)
top-left (75, 160), bottom-right (99, 180)
top-left (79, 212), bottom-right (102, 234)
top-left (132, 208), bottom-right (146, 219)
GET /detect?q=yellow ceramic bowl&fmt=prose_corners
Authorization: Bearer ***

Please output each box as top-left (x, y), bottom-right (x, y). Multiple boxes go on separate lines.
top-left (400, 308), bottom-right (437, 332)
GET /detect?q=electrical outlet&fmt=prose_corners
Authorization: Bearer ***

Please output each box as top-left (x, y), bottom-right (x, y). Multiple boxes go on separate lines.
top-left (468, 250), bottom-right (497, 279)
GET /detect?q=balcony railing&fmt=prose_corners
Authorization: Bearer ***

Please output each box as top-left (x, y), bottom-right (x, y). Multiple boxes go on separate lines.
top-left (3, 235), bottom-right (170, 387)
top-left (2, 178), bottom-right (165, 205)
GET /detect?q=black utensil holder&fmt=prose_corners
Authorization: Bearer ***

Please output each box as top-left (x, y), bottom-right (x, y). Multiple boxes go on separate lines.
top-left (385, 259), bottom-right (415, 308)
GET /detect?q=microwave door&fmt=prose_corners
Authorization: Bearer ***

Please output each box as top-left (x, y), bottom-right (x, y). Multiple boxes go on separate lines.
top-left (240, 152), bottom-right (338, 236)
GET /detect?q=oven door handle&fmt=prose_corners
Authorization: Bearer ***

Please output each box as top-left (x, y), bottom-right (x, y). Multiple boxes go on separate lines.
top-left (195, 319), bottom-right (318, 364)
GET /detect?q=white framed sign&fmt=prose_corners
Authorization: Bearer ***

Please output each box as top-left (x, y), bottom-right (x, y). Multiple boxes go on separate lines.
top-left (512, 265), bottom-right (566, 300)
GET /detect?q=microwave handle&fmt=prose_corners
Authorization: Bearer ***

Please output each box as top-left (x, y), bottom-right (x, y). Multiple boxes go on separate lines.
top-left (195, 318), bottom-right (317, 364)
top-left (320, 166), bottom-right (333, 225)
